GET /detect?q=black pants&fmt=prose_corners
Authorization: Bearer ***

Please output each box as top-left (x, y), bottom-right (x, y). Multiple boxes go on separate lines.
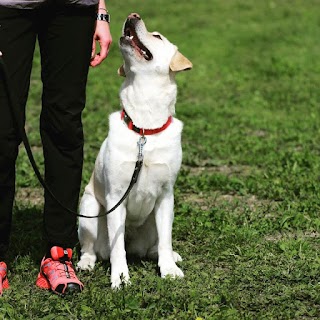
top-left (0, 3), bottom-right (96, 257)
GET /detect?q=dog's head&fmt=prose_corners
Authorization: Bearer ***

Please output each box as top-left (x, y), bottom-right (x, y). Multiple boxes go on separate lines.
top-left (118, 13), bottom-right (192, 77)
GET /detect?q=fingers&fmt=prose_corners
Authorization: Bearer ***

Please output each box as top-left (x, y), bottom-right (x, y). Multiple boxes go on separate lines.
top-left (99, 39), bottom-right (111, 62)
top-left (90, 40), bottom-right (111, 67)
top-left (90, 21), bottom-right (112, 67)
top-left (91, 40), bottom-right (96, 61)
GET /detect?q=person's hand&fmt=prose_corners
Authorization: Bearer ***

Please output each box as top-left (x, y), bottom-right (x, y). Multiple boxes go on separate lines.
top-left (90, 20), bottom-right (112, 67)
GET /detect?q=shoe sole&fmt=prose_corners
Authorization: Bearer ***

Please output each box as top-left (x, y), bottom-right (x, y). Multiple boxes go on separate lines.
top-left (36, 271), bottom-right (83, 295)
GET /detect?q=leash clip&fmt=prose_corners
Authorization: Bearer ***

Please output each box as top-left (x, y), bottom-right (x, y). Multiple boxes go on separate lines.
top-left (137, 135), bottom-right (147, 162)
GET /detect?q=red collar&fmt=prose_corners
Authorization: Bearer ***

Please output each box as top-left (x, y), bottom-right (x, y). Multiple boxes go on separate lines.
top-left (121, 109), bottom-right (172, 135)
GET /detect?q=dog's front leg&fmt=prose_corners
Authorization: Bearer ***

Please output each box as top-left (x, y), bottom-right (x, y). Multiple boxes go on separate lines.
top-left (155, 191), bottom-right (184, 279)
top-left (107, 197), bottom-right (130, 289)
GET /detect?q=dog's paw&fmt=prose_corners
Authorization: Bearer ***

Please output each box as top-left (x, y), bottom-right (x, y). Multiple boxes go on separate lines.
top-left (172, 251), bottom-right (182, 263)
top-left (111, 272), bottom-right (131, 290)
top-left (77, 254), bottom-right (96, 271)
top-left (160, 263), bottom-right (184, 279)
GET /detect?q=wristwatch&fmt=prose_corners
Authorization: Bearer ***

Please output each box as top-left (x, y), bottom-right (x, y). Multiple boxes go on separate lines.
top-left (96, 12), bottom-right (110, 23)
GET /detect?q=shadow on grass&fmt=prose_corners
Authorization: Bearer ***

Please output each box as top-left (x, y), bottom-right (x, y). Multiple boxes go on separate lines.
top-left (9, 206), bottom-right (158, 268)
top-left (8, 206), bottom-right (44, 265)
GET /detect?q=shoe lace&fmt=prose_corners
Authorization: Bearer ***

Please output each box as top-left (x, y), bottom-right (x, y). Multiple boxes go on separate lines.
top-left (47, 259), bottom-right (77, 280)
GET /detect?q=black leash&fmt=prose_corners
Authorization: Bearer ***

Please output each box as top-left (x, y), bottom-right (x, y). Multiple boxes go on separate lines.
top-left (0, 52), bottom-right (143, 219)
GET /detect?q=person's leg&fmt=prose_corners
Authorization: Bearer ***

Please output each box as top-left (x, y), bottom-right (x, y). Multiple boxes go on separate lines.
top-left (34, 3), bottom-right (97, 295)
top-left (0, 7), bottom-right (37, 259)
top-left (37, 4), bottom-right (96, 253)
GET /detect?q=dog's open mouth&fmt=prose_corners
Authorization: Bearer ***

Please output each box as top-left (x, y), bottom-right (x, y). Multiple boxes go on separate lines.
top-left (122, 20), bottom-right (153, 61)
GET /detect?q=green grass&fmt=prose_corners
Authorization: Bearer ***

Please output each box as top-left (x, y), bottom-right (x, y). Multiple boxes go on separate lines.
top-left (2, 0), bottom-right (320, 318)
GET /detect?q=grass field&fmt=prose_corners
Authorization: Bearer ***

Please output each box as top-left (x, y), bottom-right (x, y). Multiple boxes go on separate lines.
top-left (1, 0), bottom-right (320, 319)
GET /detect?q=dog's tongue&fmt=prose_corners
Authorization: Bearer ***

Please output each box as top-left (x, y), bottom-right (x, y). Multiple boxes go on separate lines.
top-left (123, 23), bottom-right (152, 61)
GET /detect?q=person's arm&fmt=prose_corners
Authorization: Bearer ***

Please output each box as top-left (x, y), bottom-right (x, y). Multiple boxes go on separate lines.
top-left (90, 0), bottom-right (112, 67)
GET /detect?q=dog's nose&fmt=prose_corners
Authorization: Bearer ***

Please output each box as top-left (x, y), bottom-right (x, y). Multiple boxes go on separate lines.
top-left (128, 13), bottom-right (141, 20)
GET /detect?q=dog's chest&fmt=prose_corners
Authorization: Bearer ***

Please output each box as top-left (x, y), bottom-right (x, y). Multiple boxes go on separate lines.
top-left (125, 160), bottom-right (170, 225)
top-left (105, 112), bottom-right (183, 225)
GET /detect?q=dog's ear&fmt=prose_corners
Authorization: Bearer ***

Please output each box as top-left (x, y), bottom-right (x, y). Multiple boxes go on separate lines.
top-left (170, 51), bottom-right (193, 72)
top-left (118, 65), bottom-right (126, 77)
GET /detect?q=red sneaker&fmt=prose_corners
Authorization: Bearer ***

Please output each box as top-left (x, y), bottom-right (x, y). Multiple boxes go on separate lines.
top-left (0, 262), bottom-right (9, 295)
top-left (36, 246), bottom-right (83, 295)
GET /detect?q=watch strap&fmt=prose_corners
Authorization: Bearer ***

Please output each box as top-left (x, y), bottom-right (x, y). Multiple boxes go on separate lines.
top-left (96, 13), bottom-right (110, 23)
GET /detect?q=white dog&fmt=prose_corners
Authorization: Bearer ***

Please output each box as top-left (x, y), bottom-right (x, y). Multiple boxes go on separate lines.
top-left (77, 13), bottom-right (192, 289)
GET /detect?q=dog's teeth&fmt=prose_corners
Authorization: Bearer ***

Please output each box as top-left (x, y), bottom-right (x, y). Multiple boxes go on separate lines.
top-left (129, 36), bottom-right (134, 40)
top-left (142, 51), bottom-right (149, 58)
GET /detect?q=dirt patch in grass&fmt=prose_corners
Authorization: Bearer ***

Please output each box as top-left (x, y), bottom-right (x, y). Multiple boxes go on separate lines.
top-left (15, 187), bottom-right (44, 206)
top-left (215, 193), bottom-right (277, 209)
top-left (265, 231), bottom-right (320, 242)
top-left (181, 190), bottom-right (279, 218)
top-left (183, 163), bottom-right (256, 177)
top-left (181, 192), bottom-right (212, 211)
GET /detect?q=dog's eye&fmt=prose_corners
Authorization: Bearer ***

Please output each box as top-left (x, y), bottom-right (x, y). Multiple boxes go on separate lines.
top-left (153, 34), bottom-right (162, 40)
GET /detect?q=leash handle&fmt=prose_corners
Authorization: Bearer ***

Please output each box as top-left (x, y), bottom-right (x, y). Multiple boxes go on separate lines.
top-left (0, 53), bottom-right (142, 219)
